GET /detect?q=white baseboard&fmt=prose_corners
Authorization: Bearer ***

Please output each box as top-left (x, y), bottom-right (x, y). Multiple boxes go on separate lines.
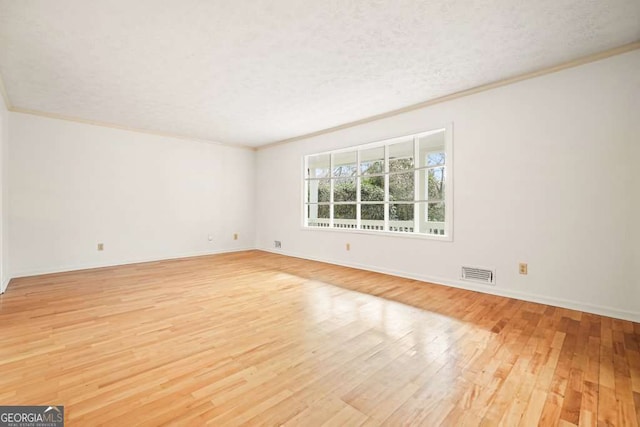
top-left (10, 246), bottom-right (257, 279)
top-left (0, 276), bottom-right (9, 294)
top-left (7, 246), bottom-right (639, 323)
top-left (259, 248), bottom-right (640, 323)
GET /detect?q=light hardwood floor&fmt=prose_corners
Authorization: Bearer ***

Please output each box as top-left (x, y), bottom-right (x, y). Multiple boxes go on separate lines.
top-left (0, 250), bottom-right (639, 426)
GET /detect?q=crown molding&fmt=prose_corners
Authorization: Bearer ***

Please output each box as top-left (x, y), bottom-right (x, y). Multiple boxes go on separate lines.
top-left (8, 107), bottom-right (256, 151)
top-left (2, 70), bottom-right (255, 151)
top-left (257, 41), bottom-right (640, 151)
top-left (1, 70), bottom-right (256, 150)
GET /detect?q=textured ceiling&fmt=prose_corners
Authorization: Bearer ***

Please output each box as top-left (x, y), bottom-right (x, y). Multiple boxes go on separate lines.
top-left (0, 1), bottom-right (638, 147)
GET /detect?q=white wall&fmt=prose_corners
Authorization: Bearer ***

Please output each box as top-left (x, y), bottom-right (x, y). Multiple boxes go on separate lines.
top-left (8, 113), bottom-right (255, 277)
top-left (256, 50), bottom-right (640, 322)
top-left (0, 99), bottom-right (8, 292)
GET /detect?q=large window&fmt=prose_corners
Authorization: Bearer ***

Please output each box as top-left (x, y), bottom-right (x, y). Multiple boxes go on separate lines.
top-left (304, 126), bottom-right (452, 238)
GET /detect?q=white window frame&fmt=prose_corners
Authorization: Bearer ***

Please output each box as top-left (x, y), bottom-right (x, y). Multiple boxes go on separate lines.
top-left (302, 123), bottom-right (453, 241)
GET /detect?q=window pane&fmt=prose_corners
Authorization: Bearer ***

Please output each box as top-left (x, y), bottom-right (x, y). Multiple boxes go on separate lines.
top-left (333, 178), bottom-right (356, 202)
top-left (428, 168), bottom-right (445, 200)
top-left (334, 204), bottom-right (357, 229)
top-left (307, 154), bottom-right (330, 178)
top-left (390, 203), bottom-right (414, 221)
top-left (427, 202), bottom-right (445, 222)
top-left (306, 204), bottom-right (330, 227)
top-left (360, 146), bottom-right (384, 175)
top-left (427, 152), bottom-right (445, 166)
top-left (389, 139), bottom-right (414, 172)
top-left (361, 204), bottom-right (384, 231)
top-left (334, 204), bottom-right (356, 219)
top-left (417, 168), bottom-right (445, 201)
top-left (416, 202), bottom-right (445, 235)
top-left (389, 203), bottom-right (414, 232)
top-left (389, 172), bottom-right (414, 201)
top-left (307, 179), bottom-right (330, 203)
top-left (360, 175), bottom-right (384, 201)
top-left (361, 204), bottom-right (384, 220)
top-left (418, 130), bottom-right (445, 167)
top-left (332, 151), bottom-right (357, 177)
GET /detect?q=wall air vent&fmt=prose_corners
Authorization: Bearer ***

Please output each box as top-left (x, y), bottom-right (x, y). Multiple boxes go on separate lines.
top-left (461, 266), bottom-right (495, 285)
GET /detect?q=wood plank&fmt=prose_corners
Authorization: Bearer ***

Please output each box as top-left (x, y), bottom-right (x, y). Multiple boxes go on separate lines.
top-left (0, 250), bottom-right (638, 425)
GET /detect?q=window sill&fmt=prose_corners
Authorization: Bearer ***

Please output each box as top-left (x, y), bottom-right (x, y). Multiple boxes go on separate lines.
top-left (300, 225), bottom-right (453, 242)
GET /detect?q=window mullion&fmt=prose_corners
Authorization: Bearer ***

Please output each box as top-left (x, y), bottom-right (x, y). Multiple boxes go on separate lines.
top-left (329, 154), bottom-right (334, 228)
top-left (413, 136), bottom-right (419, 234)
top-left (384, 144), bottom-right (389, 232)
top-left (303, 156), bottom-right (309, 227)
top-left (304, 179), bottom-right (308, 227)
top-left (356, 151), bottom-right (361, 230)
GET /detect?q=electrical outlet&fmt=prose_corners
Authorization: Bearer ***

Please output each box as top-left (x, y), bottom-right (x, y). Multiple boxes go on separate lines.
top-left (97, 243), bottom-right (104, 251)
top-left (233, 233), bottom-right (238, 240)
top-left (519, 263), bottom-right (528, 275)
top-left (274, 240), bottom-right (282, 249)
top-left (346, 243), bottom-right (350, 251)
